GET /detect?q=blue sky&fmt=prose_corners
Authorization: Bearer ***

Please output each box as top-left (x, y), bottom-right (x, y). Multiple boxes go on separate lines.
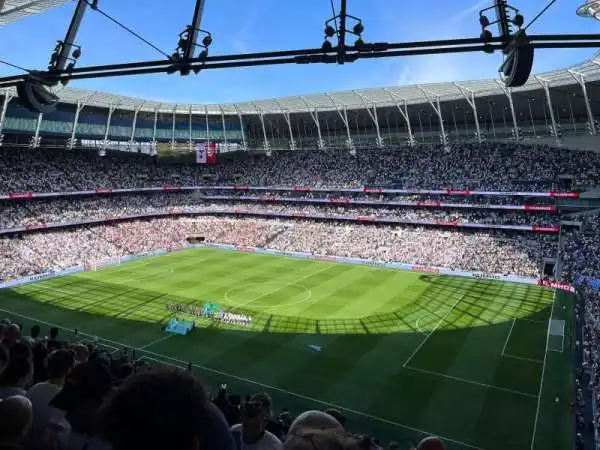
top-left (0, 0), bottom-right (597, 104)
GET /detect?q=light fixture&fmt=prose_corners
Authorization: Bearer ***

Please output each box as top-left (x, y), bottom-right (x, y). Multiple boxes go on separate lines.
top-left (577, 0), bottom-right (600, 20)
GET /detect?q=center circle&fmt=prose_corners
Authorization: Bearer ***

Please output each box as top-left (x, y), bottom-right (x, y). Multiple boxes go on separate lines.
top-left (223, 282), bottom-right (313, 310)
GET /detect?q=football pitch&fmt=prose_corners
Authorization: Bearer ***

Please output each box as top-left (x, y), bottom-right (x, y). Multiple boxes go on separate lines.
top-left (0, 248), bottom-right (573, 450)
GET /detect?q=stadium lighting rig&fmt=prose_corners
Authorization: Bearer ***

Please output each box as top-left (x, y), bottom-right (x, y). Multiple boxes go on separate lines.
top-left (578, 0), bottom-right (600, 21)
top-left (3, 0), bottom-right (600, 113)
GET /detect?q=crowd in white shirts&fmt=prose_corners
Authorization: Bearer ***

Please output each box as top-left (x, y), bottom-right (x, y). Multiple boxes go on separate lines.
top-left (0, 143), bottom-right (598, 193)
top-left (0, 217), bottom-right (558, 280)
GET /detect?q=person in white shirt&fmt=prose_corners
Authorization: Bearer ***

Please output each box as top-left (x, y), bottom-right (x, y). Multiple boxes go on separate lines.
top-left (230, 393), bottom-right (282, 450)
top-left (27, 349), bottom-right (75, 443)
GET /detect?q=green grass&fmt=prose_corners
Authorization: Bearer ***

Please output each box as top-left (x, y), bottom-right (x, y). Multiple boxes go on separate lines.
top-left (0, 248), bottom-right (573, 450)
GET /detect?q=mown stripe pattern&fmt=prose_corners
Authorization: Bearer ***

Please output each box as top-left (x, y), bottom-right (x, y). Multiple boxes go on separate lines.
top-left (0, 248), bottom-right (572, 450)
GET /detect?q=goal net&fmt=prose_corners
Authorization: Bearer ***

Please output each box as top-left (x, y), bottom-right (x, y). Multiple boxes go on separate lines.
top-left (547, 319), bottom-right (565, 353)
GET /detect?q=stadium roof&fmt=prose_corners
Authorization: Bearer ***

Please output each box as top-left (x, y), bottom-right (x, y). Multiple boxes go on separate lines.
top-left (0, 0), bottom-right (69, 25)
top-left (3, 51), bottom-right (600, 116)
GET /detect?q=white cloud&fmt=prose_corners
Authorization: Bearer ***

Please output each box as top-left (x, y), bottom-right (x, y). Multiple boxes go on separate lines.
top-left (450, 0), bottom-right (490, 23)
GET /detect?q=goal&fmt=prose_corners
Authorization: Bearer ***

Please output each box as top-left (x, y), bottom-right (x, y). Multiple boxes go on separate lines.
top-left (547, 319), bottom-right (565, 353)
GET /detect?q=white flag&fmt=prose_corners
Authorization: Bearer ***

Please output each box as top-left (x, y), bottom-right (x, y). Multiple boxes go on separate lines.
top-left (195, 143), bottom-right (207, 164)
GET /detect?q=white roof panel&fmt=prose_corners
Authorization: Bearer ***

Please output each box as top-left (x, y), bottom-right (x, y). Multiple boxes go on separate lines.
top-left (0, 0), bottom-right (69, 25)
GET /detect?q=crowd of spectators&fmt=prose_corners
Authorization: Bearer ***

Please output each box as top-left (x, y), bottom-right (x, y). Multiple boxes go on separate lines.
top-left (0, 193), bottom-right (558, 230)
top-left (570, 216), bottom-right (600, 446)
top-left (0, 217), bottom-right (558, 280)
top-left (562, 215), bottom-right (600, 284)
top-left (1, 319), bottom-right (447, 450)
top-left (0, 142), bottom-right (598, 193)
top-left (579, 284), bottom-right (600, 448)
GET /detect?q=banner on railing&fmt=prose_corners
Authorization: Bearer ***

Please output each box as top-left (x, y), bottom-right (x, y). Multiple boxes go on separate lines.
top-left (8, 192), bottom-right (33, 199)
top-left (0, 210), bottom-right (561, 236)
top-left (0, 265), bottom-right (83, 289)
top-left (538, 279), bottom-right (575, 292)
top-left (0, 186), bottom-right (581, 201)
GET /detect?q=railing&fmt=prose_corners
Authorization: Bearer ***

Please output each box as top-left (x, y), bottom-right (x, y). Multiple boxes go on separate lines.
top-left (0, 184), bottom-right (580, 200)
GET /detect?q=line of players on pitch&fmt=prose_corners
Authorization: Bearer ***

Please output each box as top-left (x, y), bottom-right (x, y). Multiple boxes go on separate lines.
top-left (166, 302), bottom-right (253, 327)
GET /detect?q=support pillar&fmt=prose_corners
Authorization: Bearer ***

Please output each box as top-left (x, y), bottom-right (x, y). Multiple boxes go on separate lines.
top-left (220, 106), bottom-right (228, 151)
top-left (326, 94), bottom-right (353, 152)
top-left (258, 112), bottom-right (270, 153)
top-left (487, 102), bottom-right (496, 138)
top-left (102, 105), bottom-right (117, 150)
top-left (205, 105), bottom-right (210, 148)
top-left (31, 113), bottom-right (43, 148)
top-left (356, 92), bottom-right (383, 148)
top-left (233, 105), bottom-right (247, 151)
top-left (383, 88), bottom-right (415, 147)
top-left (495, 80), bottom-right (519, 143)
top-left (151, 105), bottom-right (160, 154)
top-left (567, 69), bottom-right (596, 136)
top-left (171, 105), bottom-right (177, 152)
top-left (69, 101), bottom-right (86, 150)
top-left (418, 86), bottom-right (447, 146)
top-left (282, 110), bottom-right (296, 150)
top-left (0, 89), bottom-right (14, 145)
top-left (527, 99), bottom-right (537, 137)
top-left (188, 105), bottom-right (194, 153)
top-left (536, 76), bottom-right (560, 144)
top-left (299, 97), bottom-right (325, 150)
top-left (130, 104), bottom-right (143, 151)
top-left (455, 83), bottom-right (483, 143)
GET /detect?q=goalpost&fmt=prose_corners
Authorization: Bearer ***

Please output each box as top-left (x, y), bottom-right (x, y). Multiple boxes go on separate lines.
top-left (547, 319), bottom-right (565, 353)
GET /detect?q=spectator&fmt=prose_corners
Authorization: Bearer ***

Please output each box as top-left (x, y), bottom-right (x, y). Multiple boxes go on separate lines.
top-left (27, 349), bottom-right (75, 443)
top-left (0, 395), bottom-right (33, 450)
top-left (414, 437), bottom-right (446, 450)
top-left (283, 428), bottom-right (348, 450)
top-left (324, 409), bottom-right (346, 428)
top-left (231, 393), bottom-right (283, 450)
top-left (288, 411), bottom-right (344, 437)
top-left (49, 360), bottom-right (114, 450)
top-left (100, 368), bottom-right (235, 450)
top-left (47, 329), bottom-right (61, 352)
top-left (71, 345), bottom-right (89, 366)
top-left (0, 355), bottom-right (33, 399)
top-left (2, 325), bottom-right (21, 350)
top-left (28, 325), bottom-right (41, 345)
top-left (0, 344), bottom-right (8, 378)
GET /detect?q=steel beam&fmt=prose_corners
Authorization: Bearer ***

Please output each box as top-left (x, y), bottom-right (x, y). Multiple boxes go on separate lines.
top-left (567, 69), bottom-right (596, 135)
top-left (495, 80), bottom-right (519, 142)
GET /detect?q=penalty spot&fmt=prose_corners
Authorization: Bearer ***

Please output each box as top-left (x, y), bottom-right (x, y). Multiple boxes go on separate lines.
top-left (308, 344), bottom-right (323, 352)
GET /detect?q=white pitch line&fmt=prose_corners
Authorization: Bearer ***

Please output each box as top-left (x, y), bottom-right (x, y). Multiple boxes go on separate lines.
top-left (403, 295), bottom-right (464, 368)
top-left (501, 318), bottom-right (517, 356)
top-left (138, 355), bottom-right (186, 370)
top-left (502, 354), bottom-right (543, 364)
top-left (138, 334), bottom-right (176, 350)
top-left (414, 317), bottom-right (428, 335)
top-left (403, 365), bottom-right (538, 399)
top-left (228, 263), bottom-right (332, 308)
top-left (0, 306), bottom-right (485, 450)
top-left (140, 348), bottom-right (485, 450)
top-left (530, 290), bottom-right (556, 450)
